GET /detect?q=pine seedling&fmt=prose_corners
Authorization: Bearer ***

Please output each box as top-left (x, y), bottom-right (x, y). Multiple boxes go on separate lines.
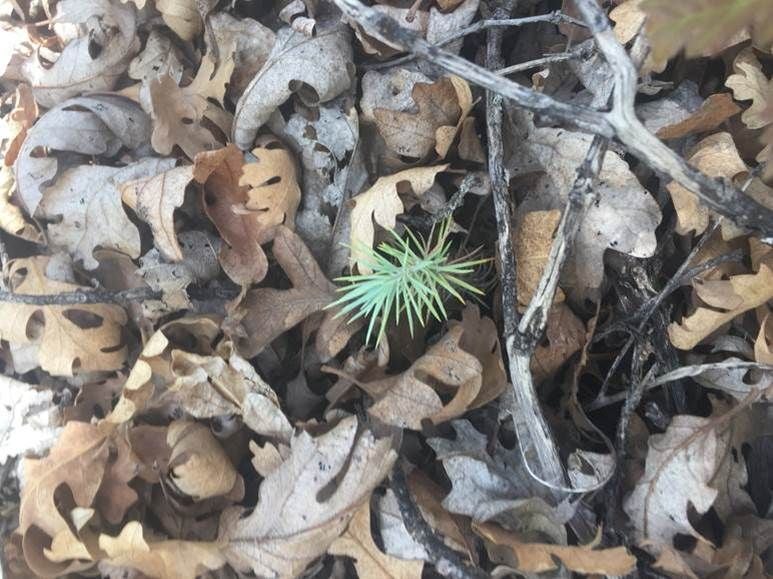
top-left (327, 219), bottom-right (489, 345)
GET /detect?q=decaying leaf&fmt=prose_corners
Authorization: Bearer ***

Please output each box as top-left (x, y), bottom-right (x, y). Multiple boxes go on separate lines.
top-left (726, 47), bottom-right (771, 131)
top-left (232, 26), bottom-right (353, 149)
top-left (349, 165), bottom-right (447, 273)
top-left (514, 209), bottom-right (564, 307)
top-left (531, 303), bottom-right (585, 384)
top-left (0, 257), bottom-right (127, 376)
top-left (329, 501), bottom-right (424, 579)
top-left (21, 0), bottom-right (139, 107)
top-left (218, 416), bottom-right (396, 578)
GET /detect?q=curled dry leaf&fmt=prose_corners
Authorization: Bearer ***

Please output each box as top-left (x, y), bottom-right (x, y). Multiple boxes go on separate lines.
top-left (232, 26), bottom-right (353, 149)
top-left (21, 0), bottom-right (139, 107)
top-left (156, 0), bottom-right (204, 41)
top-left (15, 94), bottom-right (150, 216)
top-left (2, 83), bottom-right (37, 167)
top-left (669, 259), bottom-right (773, 350)
top-left (329, 501), bottom-right (424, 579)
top-left (120, 165), bottom-right (194, 262)
top-left (474, 522), bottom-right (637, 575)
top-left (510, 111), bottom-right (661, 299)
top-left (373, 75), bottom-right (473, 158)
top-left (194, 144), bottom-right (270, 285)
top-left (349, 165), bottom-right (447, 273)
top-left (726, 47), bottom-right (770, 131)
top-left (99, 521), bottom-right (225, 579)
top-left (218, 416), bottom-right (397, 578)
top-left (0, 257), bottom-right (127, 376)
top-left (39, 158), bottom-right (176, 269)
top-left (167, 421), bottom-right (239, 501)
top-left (0, 165), bottom-right (41, 243)
top-left (666, 133), bottom-right (748, 236)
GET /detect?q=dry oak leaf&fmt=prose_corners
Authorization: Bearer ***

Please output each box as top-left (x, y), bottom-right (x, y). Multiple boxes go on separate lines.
top-left (95, 431), bottom-right (139, 525)
top-left (0, 165), bottom-right (41, 243)
top-left (19, 422), bottom-right (109, 577)
top-left (156, 0), bottom-right (205, 41)
top-left (21, 0), bottom-right (139, 107)
top-left (356, 325), bottom-right (483, 430)
top-left (240, 136), bottom-right (302, 231)
top-left (120, 164), bottom-right (194, 262)
top-left (232, 25), bottom-right (353, 149)
top-left (329, 501), bottom-right (423, 579)
top-left (623, 414), bottom-right (728, 542)
top-left (349, 165), bottom-right (447, 273)
top-left (147, 48), bottom-right (235, 160)
top-left (2, 83), bottom-right (37, 167)
top-left (655, 93), bottom-right (741, 140)
top-left (0, 257), bottom-right (127, 376)
top-left (39, 158), bottom-right (176, 270)
top-left (15, 94), bottom-right (150, 216)
top-left (167, 421), bottom-right (239, 501)
top-left (194, 144), bottom-right (269, 285)
top-left (514, 209), bottom-right (565, 307)
top-left (640, 0), bottom-right (773, 63)
top-left (218, 416), bottom-right (397, 578)
top-left (510, 112), bottom-right (660, 299)
top-left (756, 313), bottom-right (773, 364)
top-left (100, 521), bottom-right (226, 579)
top-left (226, 226), bottom-right (353, 358)
top-left (726, 47), bottom-right (770, 131)
top-left (532, 302), bottom-right (585, 384)
top-left (474, 522), bottom-right (636, 575)
top-left (128, 29), bottom-right (184, 83)
top-left (666, 132), bottom-right (748, 236)
top-left (669, 262), bottom-right (773, 350)
top-left (373, 75), bottom-right (473, 158)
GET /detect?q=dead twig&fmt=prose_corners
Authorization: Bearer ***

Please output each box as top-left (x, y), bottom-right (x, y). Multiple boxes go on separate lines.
top-left (390, 465), bottom-right (487, 579)
top-left (496, 52), bottom-right (576, 75)
top-left (0, 286), bottom-right (240, 306)
top-left (332, 0), bottom-right (773, 235)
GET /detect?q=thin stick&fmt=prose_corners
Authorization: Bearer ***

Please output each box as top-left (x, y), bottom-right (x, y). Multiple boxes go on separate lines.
top-left (332, 0), bottom-right (773, 235)
top-left (0, 286), bottom-right (240, 306)
top-left (496, 52), bottom-right (575, 75)
top-left (391, 466), bottom-right (487, 579)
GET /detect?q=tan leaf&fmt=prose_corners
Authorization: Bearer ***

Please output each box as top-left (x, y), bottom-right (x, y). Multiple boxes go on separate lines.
top-left (329, 501), bottom-right (423, 579)
top-left (194, 144), bottom-right (269, 285)
top-left (100, 521), bottom-right (226, 579)
top-left (531, 303), bottom-right (585, 384)
top-left (226, 226), bottom-right (336, 357)
top-left (94, 431), bottom-right (139, 525)
top-left (726, 47), bottom-right (771, 131)
top-left (373, 76), bottom-right (471, 158)
top-left (39, 158), bottom-right (176, 269)
top-left (349, 165), bottom-right (447, 273)
top-left (240, 136), bottom-right (302, 231)
top-left (167, 421), bottom-right (239, 500)
top-left (19, 422), bottom-right (109, 576)
top-left (656, 93), bottom-right (741, 140)
top-left (0, 165), bottom-right (40, 243)
top-left (156, 0), bottom-right (202, 41)
top-left (120, 165), bottom-right (194, 262)
top-left (2, 83), bottom-right (37, 167)
top-left (474, 522), bottom-right (637, 575)
top-left (514, 210), bottom-right (565, 307)
top-left (610, 0), bottom-right (645, 45)
top-left (219, 416), bottom-right (397, 578)
top-left (669, 263), bottom-right (773, 350)
top-left (0, 257), bottom-right (127, 376)
top-left (21, 0), bottom-right (139, 107)
top-left (755, 313), bottom-right (773, 364)
top-left (128, 29), bottom-right (184, 83)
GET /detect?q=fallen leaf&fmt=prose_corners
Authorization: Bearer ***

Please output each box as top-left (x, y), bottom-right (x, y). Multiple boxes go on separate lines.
top-left (510, 111), bottom-right (661, 299)
top-left (531, 303), bottom-right (585, 384)
top-left (39, 158), bottom-right (176, 269)
top-left (474, 522), bottom-right (637, 575)
top-left (514, 209), bottom-right (564, 307)
top-left (218, 416), bottom-right (396, 578)
top-left (120, 165), bottom-right (194, 262)
top-left (725, 47), bottom-right (770, 131)
top-left (0, 376), bottom-right (61, 466)
top-left (0, 257), bottom-right (127, 376)
top-left (755, 313), bottom-right (773, 364)
top-left (157, 0), bottom-right (204, 41)
top-left (99, 521), bottom-right (226, 579)
top-left (95, 431), bottom-right (139, 525)
top-left (349, 165), bottom-right (447, 273)
top-left (167, 421), bottom-right (239, 500)
top-left (2, 83), bottom-right (37, 167)
top-left (14, 94), bottom-right (150, 215)
top-left (21, 0), bottom-right (139, 107)
top-left (128, 29), bottom-right (184, 83)
top-left (329, 501), bottom-right (424, 579)
top-left (669, 262), bottom-right (773, 350)
top-left (656, 93), bottom-right (740, 140)
top-left (0, 165), bottom-right (41, 243)
top-left (373, 75), bottom-right (472, 158)
top-left (232, 26), bottom-right (353, 149)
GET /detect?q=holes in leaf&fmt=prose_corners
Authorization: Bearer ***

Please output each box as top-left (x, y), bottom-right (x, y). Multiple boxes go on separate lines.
top-left (63, 309), bottom-right (104, 329)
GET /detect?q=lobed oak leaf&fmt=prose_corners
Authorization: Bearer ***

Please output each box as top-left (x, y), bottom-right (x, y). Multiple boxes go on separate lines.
top-left (329, 501), bottom-right (424, 579)
top-left (128, 29), bottom-right (184, 84)
top-left (0, 165), bottom-right (41, 243)
top-left (232, 26), bottom-right (353, 149)
top-left (726, 48), bottom-right (770, 131)
top-left (0, 257), bottom-right (127, 376)
top-left (21, 0), bottom-right (139, 107)
top-left (99, 521), bottom-right (226, 579)
top-left (39, 158), bottom-right (176, 269)
top-left (156, 0), bottom-right (206, 42)
top-left (349, 165), bottom-right (447, 274)
top-left (218, 416), bottom-right (396, 578)
top-left (640, 0), bottom-right (773, 63)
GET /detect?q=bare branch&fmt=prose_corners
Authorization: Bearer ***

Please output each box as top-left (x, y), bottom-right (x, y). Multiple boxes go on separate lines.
top-left (497, 52), bottom-right (576, 75)
top-left (0, 286), bottom-right (239, 306)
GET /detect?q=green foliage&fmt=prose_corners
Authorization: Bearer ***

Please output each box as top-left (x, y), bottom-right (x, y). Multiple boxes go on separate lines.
top-left (641, 0), bottom-right (773, 63)
top-left (328, 220), bottom-right (488, 345)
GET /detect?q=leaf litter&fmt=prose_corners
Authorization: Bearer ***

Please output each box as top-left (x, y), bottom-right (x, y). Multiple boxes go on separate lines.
top-left (0, 0), bottom-right (773, 577)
